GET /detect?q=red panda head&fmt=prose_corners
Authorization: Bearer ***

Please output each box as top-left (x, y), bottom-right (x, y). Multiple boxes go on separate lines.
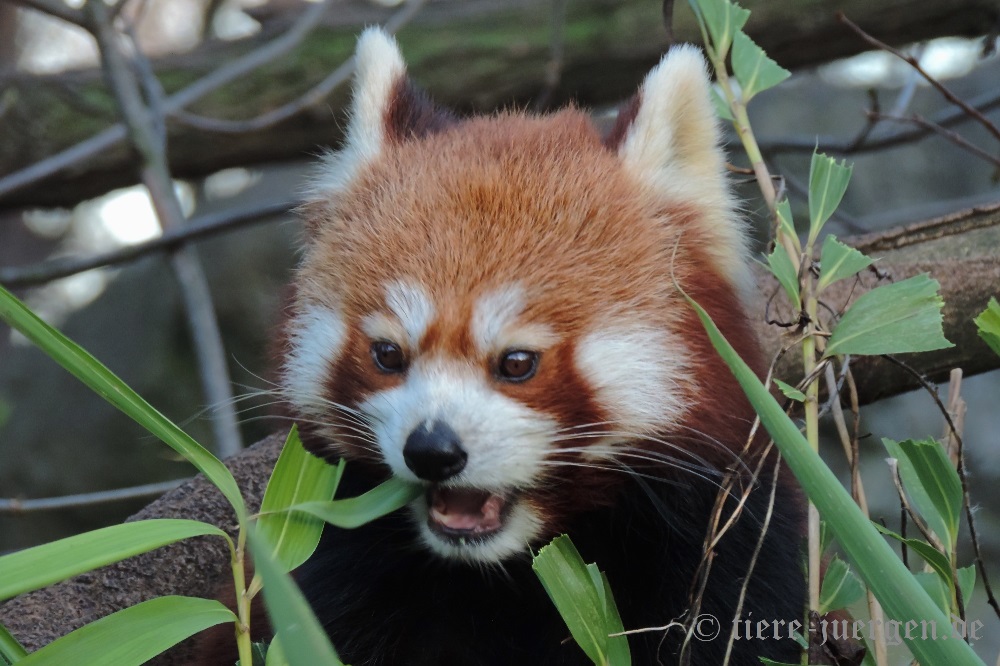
top-left (283, 29), bottom-right (762, 563)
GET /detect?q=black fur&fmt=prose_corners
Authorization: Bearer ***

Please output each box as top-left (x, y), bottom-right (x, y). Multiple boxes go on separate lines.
top-left (292, 464), bottom-right (805, 665)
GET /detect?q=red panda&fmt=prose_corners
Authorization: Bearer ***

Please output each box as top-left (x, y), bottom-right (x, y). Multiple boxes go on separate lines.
top-left (207, 28), bottom-right (805, 666)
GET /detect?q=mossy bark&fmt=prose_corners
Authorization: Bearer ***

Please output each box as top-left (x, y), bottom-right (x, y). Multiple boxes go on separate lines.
top-left (1, 0), bottom-right (996, 206)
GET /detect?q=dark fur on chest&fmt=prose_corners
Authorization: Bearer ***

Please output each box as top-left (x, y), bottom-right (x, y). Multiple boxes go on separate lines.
top-left (290, 466), bottom-right (804, 666)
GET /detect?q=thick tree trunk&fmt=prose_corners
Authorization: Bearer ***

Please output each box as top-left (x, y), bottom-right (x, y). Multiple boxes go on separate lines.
top-left (1, 0), bottom-right (997, 207)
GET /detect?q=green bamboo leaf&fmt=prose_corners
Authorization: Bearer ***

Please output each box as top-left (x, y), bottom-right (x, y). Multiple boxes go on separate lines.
top-left (818, 556), bottom-right (864, 614)
top-left (686, 0), bottom-right (749, 57)
top-left (974, 297), bottom-right (1000, 357)
top-left (914, 570), bottom-right (951, 614)
top-left (0, 285), bottom-right (246, 523)
top-left (872, 523), bottom-right (952, 585)
top-left (249, 642), bottom-right (269, 666)
top-left (18, 596), bottom-right (235, 665)
top-left (710, 87), bottom-right (734, 121)
top-left (248, 529), bottom-right (344, 666)
top-left (0, 624), bottom-right (26, 664)
top-left (824, 275), bottom-right (953, 357)
top-left (958, 565), bottom-right (976, 606)
top-left (774, 379), bottom-right (805, 402)
top-left (0, 519), bottom-right (230, 602)
top-left (257, 426), bottom-right (344, 573)
top-left (915, 567), bottom-right (975, 614)
top-left (808, 151), bottom-right (853, 241)
top-left (775, 199), bottom-right (799, 249)
top-left (731, 31), bottom-right (790, 101)
top-left (277, 477), bottom-right (421, 530)
top-left (766, 244), bottom-right (800, 309)
top-left (817, 235), bottom-right (873, 291)
top-left (683, 291), bottom-right (985, 666)
top-left (264, 635), bottom-right (289, 666)
top-left (884, 438), bottom-right (962, 548)
top-left (533, 535), bottom-right (630, 665)
top-left (599, 571), bottom-right (631, 666)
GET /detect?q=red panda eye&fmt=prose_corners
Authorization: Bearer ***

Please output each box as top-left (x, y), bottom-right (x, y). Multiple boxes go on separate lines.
top-left (371, 341), bottom-right (406, 373)
top-left (498, 350), bottom-right (538, 382)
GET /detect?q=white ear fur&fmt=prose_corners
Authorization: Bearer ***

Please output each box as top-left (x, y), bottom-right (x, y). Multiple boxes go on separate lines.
top-left (309, 28), bottom-right (406, 198)
top-left (619, 46), bottom-right (752, 296)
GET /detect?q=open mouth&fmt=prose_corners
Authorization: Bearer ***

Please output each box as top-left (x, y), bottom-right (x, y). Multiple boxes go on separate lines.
top-left (426, 486), bottom-right (512, 542)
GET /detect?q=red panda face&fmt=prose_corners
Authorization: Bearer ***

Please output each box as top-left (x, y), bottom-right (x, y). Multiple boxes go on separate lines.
top-left (282, 30), bottom-right (760, 563)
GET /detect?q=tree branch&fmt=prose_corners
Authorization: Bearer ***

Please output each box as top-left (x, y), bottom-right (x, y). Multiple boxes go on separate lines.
top-left (3, 0), bottom-right (997, 207)
top-left (87, 0), bottom-right (243, 458)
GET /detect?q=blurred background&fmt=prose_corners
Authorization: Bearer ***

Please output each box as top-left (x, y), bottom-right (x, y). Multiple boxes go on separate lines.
top-left (0, 0), bottom-right (998, 661)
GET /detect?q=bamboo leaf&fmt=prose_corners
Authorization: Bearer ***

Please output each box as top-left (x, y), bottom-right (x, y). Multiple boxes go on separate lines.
top-left (0, 624), bottom-right (26, 664)
top-left (824, 275), bottom-right (953, 357)
top-left (0, 285), bottom-right (246, 523)
top-left (277, 477), bottom-right (421, 530)
top-left (710, 87), bottom-right (734, 121)
top-left (18, 596), bottom-right (235, 666)
top-left (766, 244), bottom-right (800, 309)
top-left (532, 535), bottom-right (630, 665)
top-left (808, 152), bottom-right (853, 241)
top-left (683, 291), bottom-right (986, 666)
top-left (248, 530), bottom-right (344, 666)
top-left (264, 635), bottom-right (289, 666)
top-left (0, 519), bottom-right (230, 602)
top-left (884, 438), bottom-right (962, 548)
top-left (731, 31), bottom-right (790, 101)
top-left (599, 571), bottom-right (631, 666)
top-left (257, 426), bottom-right (344, 573)
top-left (775, 199), bottom-right (799, 251)
top-left (686, 0), bottom-right (749, 57)
top-left (774, 379), bottom-right (805, 402)
top-left (818, 556), bottom-right (864, 614)
top-left (817, 235), bottom-right (873, 291)
top-left (872, 523), bottom-right (952, 586)
top-left (914, 570), bottom-right (951, 614)
top-left (974, 297), bottom-right (1000, 357)
top-left (915, 566), bottom-right (976, 614)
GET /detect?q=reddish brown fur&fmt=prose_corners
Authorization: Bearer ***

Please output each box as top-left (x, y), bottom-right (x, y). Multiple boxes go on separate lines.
top-left (294, 105), bottom-right (769, 527)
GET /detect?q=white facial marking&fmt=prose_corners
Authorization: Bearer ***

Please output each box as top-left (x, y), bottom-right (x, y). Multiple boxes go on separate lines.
top-left (385, 281), bottom-right (435, 348)
top-left (575, 324), bottom-right (690, 433)
top-left (361, 312), bottom-right (405, 347)
top-left (283, 304), bottom-right (347, 417)
top-left (472, 284), bottom-right (559, 354)
top-left (359, 358), bottom-right (556, 562)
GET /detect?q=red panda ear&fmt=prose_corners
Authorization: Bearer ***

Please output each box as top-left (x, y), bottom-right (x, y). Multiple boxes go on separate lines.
top-left (608, 46), bottom-right (753, 297)
top-left (308, 29), bottom-right (454, 201)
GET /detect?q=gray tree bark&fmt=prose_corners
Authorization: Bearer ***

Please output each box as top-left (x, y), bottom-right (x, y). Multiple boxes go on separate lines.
top-left (1, 0), bottom-right (997, 206)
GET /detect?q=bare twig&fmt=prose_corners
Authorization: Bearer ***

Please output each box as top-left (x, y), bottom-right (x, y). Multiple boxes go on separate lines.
top-left (0, 0), bottom-right (333, 199)
top-left (531, 0), bottom-right (567, 112)
top-left (0, 198), bottom-right (294, 288)
top-left (881, 354), bottom-right (1000, 622)
top-left (87, 0), bottom-right (243, 458)
top-left (169, 0), bottom-right (428, 133)
top-left (838, 12), bottom-right (1000, 145)
top-left (9, 0), bottom-right (85, 25)
top-left (0, 480), bottom-right (184, 514)
top-left (941, 368), bottom-right (966, 465)
top-left (661, 0), bottom-right (675, 46)
top-left (871, 112), bottom-right (1000, 169)
top-left (722, 454), bottom-right (781, 665)
top-left (757, 88), bottom-right (1000, 156)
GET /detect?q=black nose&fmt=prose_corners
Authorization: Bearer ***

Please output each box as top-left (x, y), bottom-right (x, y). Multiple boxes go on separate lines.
top-left (403, 420), bottom-right (467, 482)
